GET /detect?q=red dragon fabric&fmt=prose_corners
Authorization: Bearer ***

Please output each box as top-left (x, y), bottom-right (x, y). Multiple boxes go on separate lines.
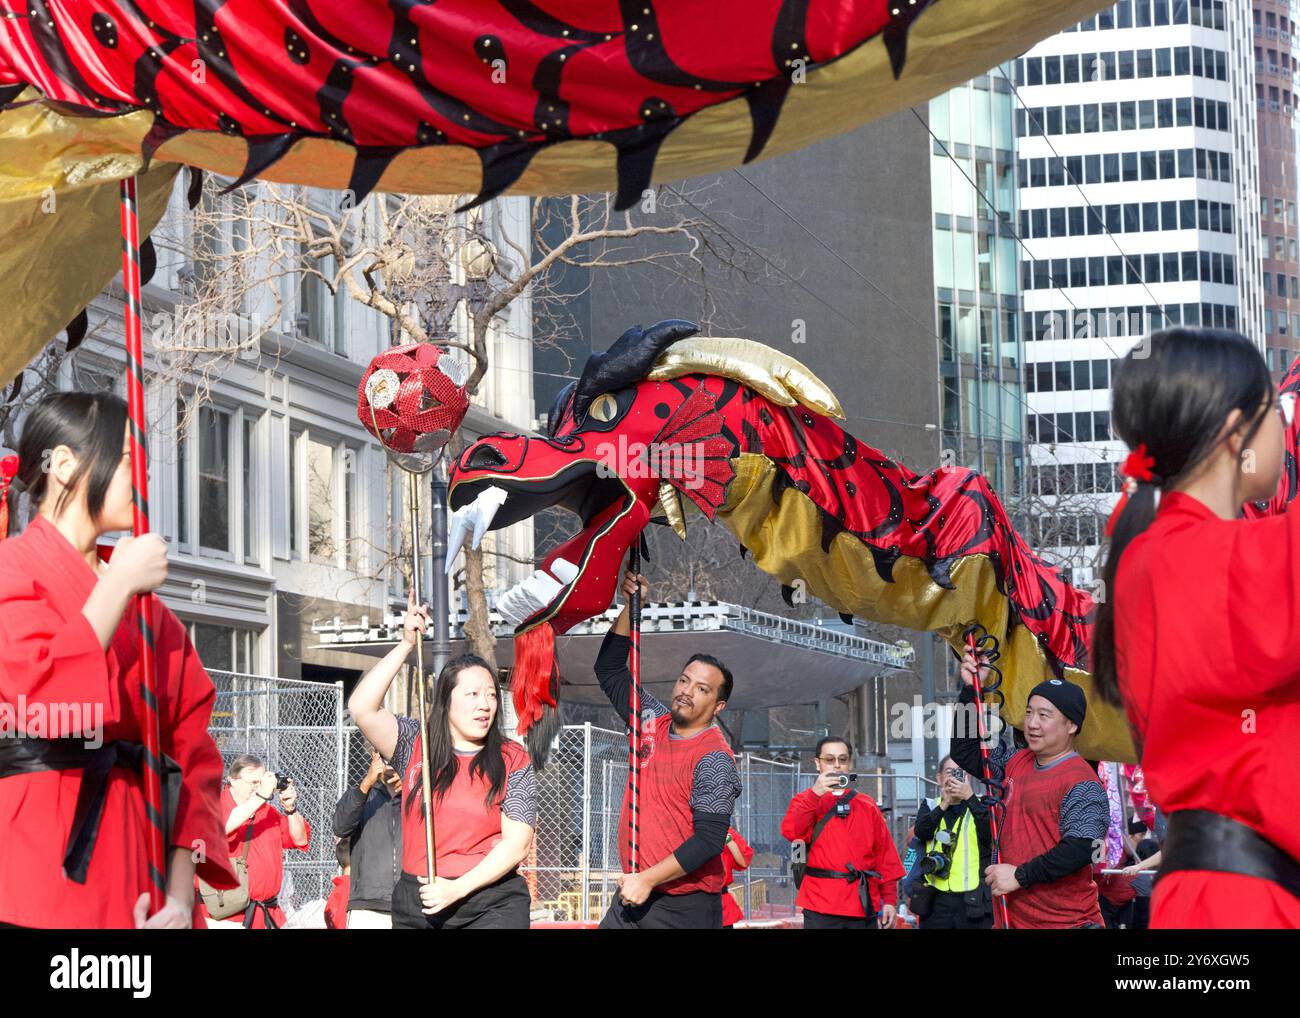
top-left (448, 322), bottom-right (1127, 766)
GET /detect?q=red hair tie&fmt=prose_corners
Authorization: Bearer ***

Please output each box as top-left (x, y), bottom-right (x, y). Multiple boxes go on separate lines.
top-left (0, 454), bottom-right (19, 542)
top-left (1105, 444), bottom-right (1160, 537)
top-left (1120, 443), bottom-right (1157, 483)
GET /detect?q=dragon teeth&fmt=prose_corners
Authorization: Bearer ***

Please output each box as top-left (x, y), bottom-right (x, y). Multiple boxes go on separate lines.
top-left (495, 558), bottom-right (579, 625)
top-left (445, 486), bottom-right (509, 574)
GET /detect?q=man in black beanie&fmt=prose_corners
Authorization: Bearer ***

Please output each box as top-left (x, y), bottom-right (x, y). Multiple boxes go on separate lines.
top-left (949, 653), bottom-right (1109, 928)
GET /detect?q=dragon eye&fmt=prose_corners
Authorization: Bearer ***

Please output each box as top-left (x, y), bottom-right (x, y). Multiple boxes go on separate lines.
top-left (589, 393), bottom-right (618, 422)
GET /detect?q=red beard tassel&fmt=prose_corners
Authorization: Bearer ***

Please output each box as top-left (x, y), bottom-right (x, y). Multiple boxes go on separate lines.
top-left (511, 622), bottom-right (557, 735)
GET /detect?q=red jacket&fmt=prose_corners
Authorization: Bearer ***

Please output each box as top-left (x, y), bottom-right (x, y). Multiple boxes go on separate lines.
top-left (325, 875), bottom-right (350, 929)
top-left (782, 789), bottom-right (904, 918)
top-left (0, 517), bottom-right (237, 928)
top-left (720, 826), bottom-right (754, 925)
top-left (1116, 492), bottom-right (1300, 928)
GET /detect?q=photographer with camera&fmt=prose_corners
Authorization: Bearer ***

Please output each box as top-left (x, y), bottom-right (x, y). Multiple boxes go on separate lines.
top-left (781, 736), bottom-right (904, 929)
top-left (909, 756), bottom-right (993, 929)
top-left (200, 754), bottom-right (311, 928)
top-left (331, 748), bottom-right (403, 928)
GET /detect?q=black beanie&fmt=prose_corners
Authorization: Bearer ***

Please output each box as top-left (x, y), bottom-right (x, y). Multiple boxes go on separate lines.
top-left (1027, 677), bottom-right (1087, 730)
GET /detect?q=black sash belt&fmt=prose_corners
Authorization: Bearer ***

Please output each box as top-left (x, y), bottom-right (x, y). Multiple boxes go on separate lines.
top-left (245, 896), bottom-right (281, 929)
top-left (1160, 809), bottom-right (1300, 903)
top-left (804, 865), bottom-right (882, 918)
top-left (0, 737), bottom-right (182, 883)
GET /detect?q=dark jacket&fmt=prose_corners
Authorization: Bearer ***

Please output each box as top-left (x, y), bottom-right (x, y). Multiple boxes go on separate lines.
top-left (332, 782), bottom-right (402, 913)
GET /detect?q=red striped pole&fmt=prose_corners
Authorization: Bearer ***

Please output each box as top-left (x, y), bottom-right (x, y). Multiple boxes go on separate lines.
top-left (120, 176), bottom-right (167, 911)
top-left (627, 545), bottom-right (642, 873)
top-left (964, 629), bottom-right (1011, 930)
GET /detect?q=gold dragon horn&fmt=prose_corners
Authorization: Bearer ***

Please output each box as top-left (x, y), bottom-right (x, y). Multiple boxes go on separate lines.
top-left (646, 336), bottom-right (845, 420)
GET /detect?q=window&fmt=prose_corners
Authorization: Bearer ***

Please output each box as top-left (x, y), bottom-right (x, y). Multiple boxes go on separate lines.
top-left (1085, 153), bottom-right (1101, 183)
top-left (1121, 102), bottom-right (1137, 131)
top-left (1176, 97), bottom-right (1191, 126)
top-left (289, 429), bottom-right (300, 556)
top-left (190, 624), bottom-right (258, 675)
top-left (1084, 104), bottom-right (1100, 133)
top-left (198, 406), bottom-right (231, 554)
top-left (1139, 100), bottom-right (1155, 130)
top-left (243, 415), bottom-right (259, 565)
top-left (1156, 48), bottom-right (1172, 77)
top-left (307, 437), bottom-right (335, 561)
top-left (177, 400), bottom-right (189, 545)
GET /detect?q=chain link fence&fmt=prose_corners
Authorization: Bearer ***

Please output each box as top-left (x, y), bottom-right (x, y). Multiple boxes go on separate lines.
top-left (206, 671), bottom-right (345, 911)
top-left (205, 681), bottom-right (915, 924)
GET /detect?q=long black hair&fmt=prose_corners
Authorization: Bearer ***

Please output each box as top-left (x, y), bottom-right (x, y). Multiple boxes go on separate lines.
top-left (1093, 328), bottom-right (1272, 706)
top-left (417, 653), bottom-right (507, 810)
top-left (16, 391), bottom-right (129, 521)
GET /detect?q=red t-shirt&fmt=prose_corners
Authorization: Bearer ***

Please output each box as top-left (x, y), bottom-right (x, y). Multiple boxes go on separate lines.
top-left (999, 749), bottom-right (1103, 929)
top-left (391, 717), bottom-right (535, 879)
top-left (1095, 866), bottom-right (1137, 906)
top-left (1116, 492), bottom-right (1300, 928)
top-left (781, 789), bottom-right (904, 918)
top-left (617, 713), bottom-right (740, 895)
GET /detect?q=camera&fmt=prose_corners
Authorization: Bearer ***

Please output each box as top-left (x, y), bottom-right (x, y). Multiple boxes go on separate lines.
top-left (827, 773), bottom-right (858, 788)
top-left (919, 850), bottom-right (951, 878)
top-left (276, 774), bottom-right (292, 791)
top-left (919, 829), bottom-right (955, 877)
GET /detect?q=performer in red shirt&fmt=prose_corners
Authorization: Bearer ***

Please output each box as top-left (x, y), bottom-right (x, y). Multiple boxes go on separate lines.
top-left (1093, 327), bottom-right (1300, 928)
top-left (0, 392), bottom-right (236, 928)
top-left (951, 660), bottom-right (1109, 929)
top-left (782, 736), bottom-right (905, 929)
top-left (324, 840), bottom-right (350, 930)
top-left (350, 594), bottom-right (537, 929)
top-left (201, 754), bottom-right (312, 928)
top-left (594, 571), bottom-right (742, 929)
top-left (720, 826), bottom-right (754, 927)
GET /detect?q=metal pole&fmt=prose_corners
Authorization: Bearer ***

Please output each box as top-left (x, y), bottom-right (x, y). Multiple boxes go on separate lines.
top-left (428, 460), bottom-right (451, 679)
top-left (601, 760), bottom-right (611, 908)
top-left (581, 722), bottom-right (592, 922)
top-left (409, 478), bottom-right (436, 882)
top-left (627, 545), bottom-right (642, 872)
top-left (334, 680), bottom-right (345, 801)
top-left (119, 176), bottom-right (166, 911)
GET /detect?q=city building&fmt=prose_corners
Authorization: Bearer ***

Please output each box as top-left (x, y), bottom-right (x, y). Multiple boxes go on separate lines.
top-left (1015, 0), bottom-right (1264, 581)
top-left (15, 179), bottom-right (536, 687)
top-left (1254, 0), bottom-right (1300, 376)
top-left (929, 65), bottom-right (1026, 503)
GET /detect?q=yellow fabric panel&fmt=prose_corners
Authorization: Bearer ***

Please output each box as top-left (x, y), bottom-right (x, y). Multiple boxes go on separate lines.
top-left (718, 453), bottom-right (1136, 763)
top-left (0, 149), bottom-right (177, 384)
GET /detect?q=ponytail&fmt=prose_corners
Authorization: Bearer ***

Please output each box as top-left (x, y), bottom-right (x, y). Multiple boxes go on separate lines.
top-left (1092, 328), bottom-right (1271, 706)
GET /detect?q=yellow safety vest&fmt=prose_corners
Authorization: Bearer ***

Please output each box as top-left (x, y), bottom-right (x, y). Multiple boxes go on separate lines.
top-left (924, 805), bottom-right (980, 893)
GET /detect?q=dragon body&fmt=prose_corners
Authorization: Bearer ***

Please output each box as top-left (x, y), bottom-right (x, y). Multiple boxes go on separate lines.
top-left (450, 323), bottom-right (1130, 766)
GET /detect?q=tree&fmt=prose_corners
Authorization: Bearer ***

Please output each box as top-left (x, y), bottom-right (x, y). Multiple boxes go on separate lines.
top-left (157, 177), bottom-right (758, 669)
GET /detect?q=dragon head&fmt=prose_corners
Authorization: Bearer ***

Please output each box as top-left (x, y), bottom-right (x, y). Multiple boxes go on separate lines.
top-left (448, 320), bottom-right (841, 758)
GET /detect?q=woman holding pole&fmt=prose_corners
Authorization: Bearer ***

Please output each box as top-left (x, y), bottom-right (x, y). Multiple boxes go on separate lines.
top-left (0, 392), bottom-right (236, 928)
top-left (349, 592), bottom-right (536, 929)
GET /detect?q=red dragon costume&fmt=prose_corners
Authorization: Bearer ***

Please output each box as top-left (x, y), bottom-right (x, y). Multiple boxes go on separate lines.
top-left (448, 321), bottom-right (1125, 766)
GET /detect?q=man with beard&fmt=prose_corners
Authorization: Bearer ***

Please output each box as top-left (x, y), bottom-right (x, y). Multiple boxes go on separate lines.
top-left (596, 569), bottom-right (742, 929)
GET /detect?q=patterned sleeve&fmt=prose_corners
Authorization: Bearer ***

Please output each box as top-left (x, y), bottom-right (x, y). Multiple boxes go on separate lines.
top-left (502, 761), bottom-right (537, 828)
top-left (386, 715), bottom-right (419, 776)
top-left (640, 688), bottom-right (671, 722)
top-left (1059, 780), bottom-right (1111, 840)
top-left (689, 750), bottom-right (742, 814)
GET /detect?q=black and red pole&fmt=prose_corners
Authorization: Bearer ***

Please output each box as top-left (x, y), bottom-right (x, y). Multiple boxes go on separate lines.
top-left (963, 626), bottom-right (1011, 930)
top-left (119, 176), bottom-right (167, 911)
top-left (627, 545), bottom-right (643, 873)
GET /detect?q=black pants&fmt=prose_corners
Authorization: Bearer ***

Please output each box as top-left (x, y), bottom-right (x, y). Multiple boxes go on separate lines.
top-left (1100, 896), bottom-right (1136, 929)
top-left (802, 909), bottom-right (879, 929)
top-left (599, 890), bottom-right (722, 929)
top-left (1132, 895), bottom-right (1151, 930)
top-left (917, 890), bottom-right (993, 929)
top-left (391, 871), bottom-right (531, 929)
